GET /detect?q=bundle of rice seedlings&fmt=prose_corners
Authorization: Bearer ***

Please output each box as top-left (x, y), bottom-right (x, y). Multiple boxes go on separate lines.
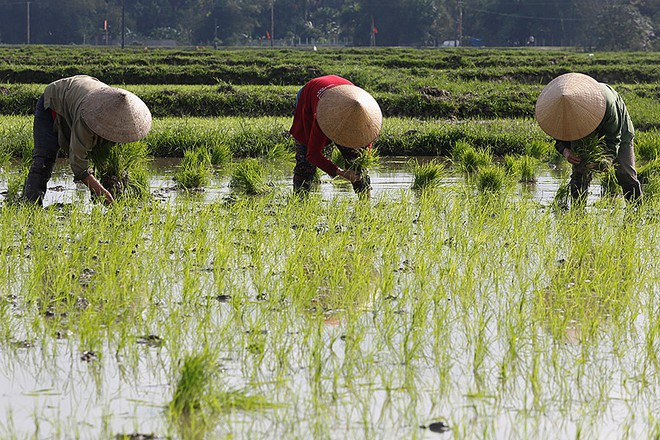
top-left (635, 129), bottom-right (660, 162)
top-left (4, 169), bottom-right (28, 205)
top-left (552, 181), bottom-right (571, 211)
top-left (229, 158), bottom-right (271, 195)
top-left (174, 147), bottom-right (212, 190)
top-left (517, 155), bottom-right (539, 183)
top-left (638, 157), bottom-right (660, 184)
top-left (571, 135), bottom-right (610, 170)
top-left (265, 141), bottom-right (295, 162)
top-left (476, 165), bottom-right (506, 193)
top-left (600, 167), bottom-right (620, 198)
top-left (90, 141), bottom-right (150, 198)
top-left (210, 141), bottom-right (232, 166)
top-left (409, 158), bottom-right (445, 191)
top-left (453, 142), bottom-right (492, 175)
top-left (526, 139), bottom-right (553, 160)
top-left (331, 146), bottom-right (380, 172)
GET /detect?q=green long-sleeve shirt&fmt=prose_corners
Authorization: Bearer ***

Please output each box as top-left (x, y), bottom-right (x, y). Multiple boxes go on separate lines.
top-left (43, 75), bottom-right (112, 181)
top-left (555, 83), bottom-right (634, 160)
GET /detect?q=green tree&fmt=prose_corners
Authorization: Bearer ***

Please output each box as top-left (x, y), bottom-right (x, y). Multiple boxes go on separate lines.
top-left (595, 2), bottom-right (654, 50)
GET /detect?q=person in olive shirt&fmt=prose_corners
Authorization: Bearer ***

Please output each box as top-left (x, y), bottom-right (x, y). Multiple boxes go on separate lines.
top-left (535, 72), bottom-right (641, 203)
top-left (23, 75), bottom-right (152, 206)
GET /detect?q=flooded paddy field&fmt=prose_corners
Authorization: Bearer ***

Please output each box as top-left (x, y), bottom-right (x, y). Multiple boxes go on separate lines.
top-left (1, 157), bottom-right (658, 439)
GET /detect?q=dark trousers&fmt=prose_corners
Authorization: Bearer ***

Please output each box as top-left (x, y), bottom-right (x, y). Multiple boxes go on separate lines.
top-left (23, 95), bottom-right (60, 205)
top-left (293, 142), bottom-right (371, 194)
top-left (570, 138), bottom-right (642, 203)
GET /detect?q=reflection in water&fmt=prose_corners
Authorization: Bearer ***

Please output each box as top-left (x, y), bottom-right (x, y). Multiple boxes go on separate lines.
top-left (5, 156), bottom-right (582, 208)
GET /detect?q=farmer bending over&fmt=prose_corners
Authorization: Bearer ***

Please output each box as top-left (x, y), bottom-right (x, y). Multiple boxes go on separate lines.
top-left (23, 75), bottom-right (152, 206)
top-left (290, 75), bottom-right (382, 195)
top-left (535, 72), bottom-right (641, 203)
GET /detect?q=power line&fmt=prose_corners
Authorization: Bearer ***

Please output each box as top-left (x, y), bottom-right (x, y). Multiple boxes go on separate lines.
top-left (465, 6), bottom-right (588, 21)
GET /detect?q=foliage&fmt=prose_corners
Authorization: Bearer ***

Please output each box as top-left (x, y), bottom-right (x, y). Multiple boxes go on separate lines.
top-left (0, 0), bottom-right (656, 49)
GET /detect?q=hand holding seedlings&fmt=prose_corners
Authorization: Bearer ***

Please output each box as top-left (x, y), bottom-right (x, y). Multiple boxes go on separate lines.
top-left (289, 75), bottom-right (381, 196)
top-left (22, 75), bottom-right (152, 206)
top-left (82, 173), bottom-right (114, 205)
top-left (337, 168), bottom-right (361, 183)
top-left (535, 72), bottom-right (641, 203)
top-left (562, 148), bottom-right (581, 165)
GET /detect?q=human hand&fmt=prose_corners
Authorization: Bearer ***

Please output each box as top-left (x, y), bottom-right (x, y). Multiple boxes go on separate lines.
top-left (562, 148), bottom-right (581, 165)
top-left (82, 174), bottom-right (115, 205)
top-left (337, 168), bottom-right (361, 183)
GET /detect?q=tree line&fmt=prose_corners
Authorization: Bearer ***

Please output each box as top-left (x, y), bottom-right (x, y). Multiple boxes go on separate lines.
top-left (0, 0), bottom-right (657, 50)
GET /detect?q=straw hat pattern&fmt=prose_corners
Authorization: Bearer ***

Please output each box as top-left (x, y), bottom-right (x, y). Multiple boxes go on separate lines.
top-left (81, 87), bottom-right (152, 143)
top-left (316, 85), bottom-right (382, 148)
top-left (535, 73), bottom-right (606, 141)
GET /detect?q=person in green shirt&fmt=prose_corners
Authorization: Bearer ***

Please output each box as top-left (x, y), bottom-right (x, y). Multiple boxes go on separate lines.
top-left (535, 72), bottom-right (641, 203)
top-left (23, 75), bottom-right (152, 206)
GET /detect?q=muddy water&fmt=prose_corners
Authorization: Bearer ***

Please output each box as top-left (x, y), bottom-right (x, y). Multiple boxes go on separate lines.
top-left (0, 156), bottom-right (617, 439)
top-left (7, 157), bottom-right (575, 207)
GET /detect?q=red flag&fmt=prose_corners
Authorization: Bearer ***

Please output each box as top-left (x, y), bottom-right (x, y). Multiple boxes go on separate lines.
top-left (372, 26), bottom-right (378, 34)
top-left (104, 20), bottom-right (108, 31)
top-left (266, 31), bottom-right (271, 39)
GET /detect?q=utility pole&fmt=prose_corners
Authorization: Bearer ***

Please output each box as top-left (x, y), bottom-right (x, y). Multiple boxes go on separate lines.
top-left (457, 1), bottom-right (463, 47)
top-left (270, 0), bottom-right (274, 47)
top-left (121, 0), bottom-right (125, 48)
top-left (26, 1), bottom-right (31, 44)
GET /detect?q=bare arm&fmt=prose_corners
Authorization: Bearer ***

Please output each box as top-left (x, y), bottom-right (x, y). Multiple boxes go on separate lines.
top-left (81, 174), bottom-right (114, 205)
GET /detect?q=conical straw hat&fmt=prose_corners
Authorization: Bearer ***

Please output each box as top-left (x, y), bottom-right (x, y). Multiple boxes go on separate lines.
top-left (81, 87), bottom-right (152, 143)
top-left (535, 73), bottom-right (606, 141)
top-left (316, 85), bottom-right (382, 148)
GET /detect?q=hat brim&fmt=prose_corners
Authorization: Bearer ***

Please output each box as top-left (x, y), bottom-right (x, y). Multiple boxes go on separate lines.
top-left (535, 73), bottom-right (606, 141)
top-left (81, 87), bottom-right (152, 143)
top-left (316, 85), bottom-right (382, 148)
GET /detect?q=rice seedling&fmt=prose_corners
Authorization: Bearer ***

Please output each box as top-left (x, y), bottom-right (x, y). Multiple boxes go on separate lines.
top-left (210, 142), bottom-right (232, 166)
top-left (599, 167), bottom-right (620, 198)
top-left (635, 129), bottom-right (660, 162)
top-left (229, 158), bottom-right (271, 195)
top-left (173, 147), bottom-right (212, 190)
top-left (526, 139), bottom-right (553, 160)
top-left (637, 157), bottom-right (660, 184)
top-left (452, 140), bottom-right (492, 175)
top-left (89, 141), bottom-right (150, 199)
top-left (571, 135), bottom-right (610, 169)
top-left (265, 141), bottom-right (295, 162)
top-left (504, 154), bottom-right (539, 183)
top-left (552, 181), bottom-right (571, 211)
top-left (409, 158), bottom-right (446, 191)
top-left (475, 164), bottom-right (507, 192)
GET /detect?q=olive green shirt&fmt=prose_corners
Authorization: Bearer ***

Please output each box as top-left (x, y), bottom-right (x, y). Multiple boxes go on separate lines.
top-left (43, 75), bottom-right (112, 181)
top-left (555, 83), bottom-right (635, 159)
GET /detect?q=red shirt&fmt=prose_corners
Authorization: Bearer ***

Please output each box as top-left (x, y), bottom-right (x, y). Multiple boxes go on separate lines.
top-left (289, 75), bottom-right (354, 176)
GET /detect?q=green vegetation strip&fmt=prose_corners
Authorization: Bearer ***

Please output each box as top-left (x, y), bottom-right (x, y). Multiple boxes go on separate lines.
top-left (0, 188), bottom-right (659, 437)
top-left (1, 80), bottom-right (658, 128)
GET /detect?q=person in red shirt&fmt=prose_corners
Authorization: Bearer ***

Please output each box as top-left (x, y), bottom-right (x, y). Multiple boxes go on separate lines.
top-left (289, 75), bottom-right (382, 195)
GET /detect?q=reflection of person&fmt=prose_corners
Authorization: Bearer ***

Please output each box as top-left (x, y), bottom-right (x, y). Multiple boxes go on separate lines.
top-left (289, 75), bottom-right (382, 195)
top-left (535, 72), bottom-right (641, 202)
top-left (23, 75), bottom-right (152, 206)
